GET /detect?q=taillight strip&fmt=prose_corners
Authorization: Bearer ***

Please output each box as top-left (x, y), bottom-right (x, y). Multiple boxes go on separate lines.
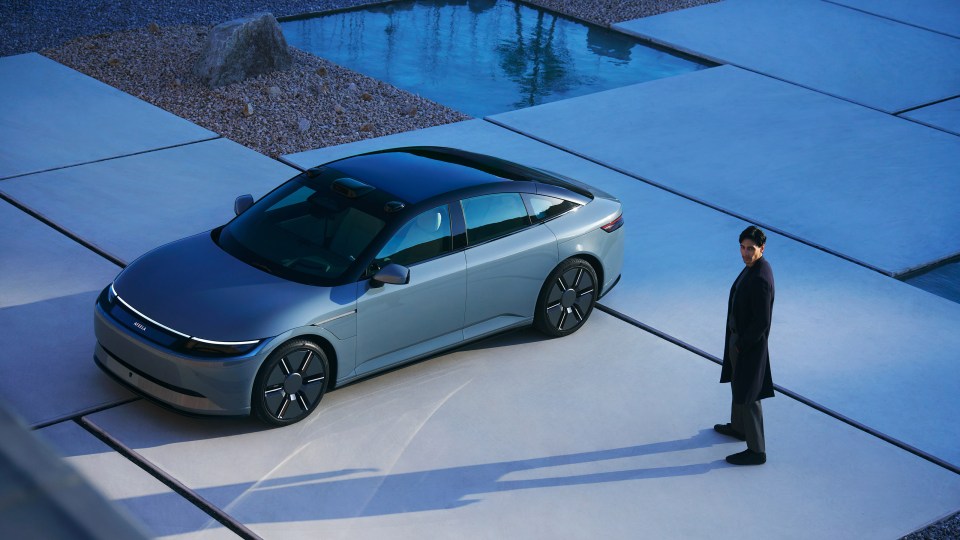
top-left (601, 214), bottom-right (624, 233)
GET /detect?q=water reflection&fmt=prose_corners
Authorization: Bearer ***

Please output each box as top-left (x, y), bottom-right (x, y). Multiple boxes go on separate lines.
top-left (587, 27), bottom-right (635, 63)
top-left (281, 0), bottom-right (708, 117)
top-left (496, 4), bottom-right (579, 109)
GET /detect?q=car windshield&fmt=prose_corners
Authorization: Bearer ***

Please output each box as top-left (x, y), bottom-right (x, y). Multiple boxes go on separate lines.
top-left (217, 170), bottom-right (392, 285)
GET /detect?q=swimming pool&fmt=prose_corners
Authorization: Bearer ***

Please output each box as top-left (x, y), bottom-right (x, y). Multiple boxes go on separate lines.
top-left (280, 0), bottom-right (712, 117)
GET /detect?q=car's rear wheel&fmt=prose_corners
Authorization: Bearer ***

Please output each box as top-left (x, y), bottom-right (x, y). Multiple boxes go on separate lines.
top-left (534, 258), bottom-right (598, 337)
top-left (252, 339), bottom-right (329, 426)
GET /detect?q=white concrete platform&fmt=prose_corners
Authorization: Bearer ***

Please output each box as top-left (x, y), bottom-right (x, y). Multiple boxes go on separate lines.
top-left (0, 401), bottom-right (151, 539)
top-left (828, 0), bottom-right (960, 39)
top-left (37, 421), bottom-right (237, 540)
top-left (490, 66), bottom-right (960, 276)
top-left (82, 313), bottom-right (960, 539)
top-left (284, 118), bottom-right (960, 469)
top-left (0, 53), bottom-right (216, 180)
top-left (614, 0), bottom-right (960, 113)
top-left (593, 166), bottom-right (960, 470)
top-left (902, 97), bottom-right (960, 136)
top-left (0, 138), bottom-right (297, 264)
top-left (0, 201), bottom-right (132, 427)
top-left (2, 3), bottom-right (959, 534)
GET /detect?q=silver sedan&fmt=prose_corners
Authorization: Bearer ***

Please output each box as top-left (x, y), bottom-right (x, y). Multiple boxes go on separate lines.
top-left (94, 147), bottom-right (624, 425)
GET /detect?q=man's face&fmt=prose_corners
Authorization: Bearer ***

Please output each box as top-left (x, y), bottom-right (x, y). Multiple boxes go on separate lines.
top-left (740, 239), bottom-right (764, 267)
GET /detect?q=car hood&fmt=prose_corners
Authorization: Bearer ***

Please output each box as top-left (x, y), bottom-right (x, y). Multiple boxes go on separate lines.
top-left (114, 232), bottom-right (357, 342)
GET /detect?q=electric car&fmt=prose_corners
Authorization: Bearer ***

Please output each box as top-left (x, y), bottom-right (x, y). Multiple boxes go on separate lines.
top-left (94, 147), bottom-right (624, 425)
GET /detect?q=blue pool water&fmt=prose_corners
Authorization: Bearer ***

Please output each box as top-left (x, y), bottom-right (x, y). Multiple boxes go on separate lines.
top-left (280, 0), bottom-right (711, 117)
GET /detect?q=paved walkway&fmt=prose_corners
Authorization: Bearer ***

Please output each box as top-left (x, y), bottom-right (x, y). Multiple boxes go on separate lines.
top-left (614, 0), bottom-right (960, 114)
top-left (2, 1), bottom-right (959, 538)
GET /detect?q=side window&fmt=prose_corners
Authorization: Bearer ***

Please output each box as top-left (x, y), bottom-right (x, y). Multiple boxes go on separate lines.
top-left (527, 194), bottom-right (580, 223)
top-left (461, 193), bottom-right (530, 246)
top-left (374, 205), bottom-right (451, 269)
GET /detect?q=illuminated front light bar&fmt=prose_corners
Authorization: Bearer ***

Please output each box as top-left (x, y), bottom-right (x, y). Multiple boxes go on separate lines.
top-left (114, 290), bottom-right (190, 338)
top-left (112, 283), bottom-right (261, 355)
top-left (189, 337), bottom-right (261, 346)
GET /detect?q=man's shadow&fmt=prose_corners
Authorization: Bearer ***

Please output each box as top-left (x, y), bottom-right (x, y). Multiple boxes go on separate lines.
top-left (124, 428), bottom-right (733, 531)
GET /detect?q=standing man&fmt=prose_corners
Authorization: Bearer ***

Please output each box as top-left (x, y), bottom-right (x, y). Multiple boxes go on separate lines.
top-left (715, 225), bottom-right (775, 465)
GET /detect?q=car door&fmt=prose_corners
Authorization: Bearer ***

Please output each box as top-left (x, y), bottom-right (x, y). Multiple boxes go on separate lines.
top-left (461, 192), bottom-right (558, 340)
top-left (355, 204), bottom-right (466, 375)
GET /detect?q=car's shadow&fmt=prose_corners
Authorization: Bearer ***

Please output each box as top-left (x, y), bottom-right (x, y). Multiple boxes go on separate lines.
top-left (69, 324), bottom-right (561, 451)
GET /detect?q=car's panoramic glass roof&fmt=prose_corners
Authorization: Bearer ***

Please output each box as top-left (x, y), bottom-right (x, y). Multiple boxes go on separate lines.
top-left (327, 148), bottom-right (524, 204)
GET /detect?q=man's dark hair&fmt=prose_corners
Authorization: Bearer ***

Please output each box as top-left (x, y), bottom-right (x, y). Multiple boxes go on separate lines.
top-left (739, 225), bottom-right (766, 247)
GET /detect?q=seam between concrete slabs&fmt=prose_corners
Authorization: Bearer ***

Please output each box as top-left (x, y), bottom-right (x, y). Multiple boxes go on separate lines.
top-left (31, 397), bottom-right (142, 430)
top-left (0, 191), bottom-right (128, 267)
top-left (483, 116), bottom-right (898, 276)
top-left (594, 303), bottom-right (960, 476)
top-left (77, 416), bottom-right (263, 540)
top-left (821, 0), bottom-right (960, 40)
top-left (0, 137), bottom-right (223, 182)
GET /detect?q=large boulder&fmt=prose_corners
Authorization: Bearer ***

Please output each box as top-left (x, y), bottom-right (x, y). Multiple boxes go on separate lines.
top-left (194, 13), bottom-right (292, 88)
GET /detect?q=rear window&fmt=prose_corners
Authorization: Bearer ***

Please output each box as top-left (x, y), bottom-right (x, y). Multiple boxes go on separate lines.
top-left (461, 193), bottom-right (530, 245)
top-left (526, 194), bottom-right (580, 223)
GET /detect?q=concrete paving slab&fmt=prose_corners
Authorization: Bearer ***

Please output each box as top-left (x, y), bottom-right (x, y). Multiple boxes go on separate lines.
top-left (37, 421), bottom-right (237, 539)
top-left (0, 400), bottom-right (150, 539)
top-left (284, 118), bottom-right (960, 467)
top-left (827, 0), bottom-right (960, 39)
top-left (902, 97), bottom-right (960, 136)
top-left (83, 313), bottom-right (960, 539)
top-left (0, 138), bottom-right (297, 265)
top-left (613, 0), bottom-right (960, 113)
top-left (0, 53), bottom-right (216, 180)
top-left (490, 66), bottom-right (960, 276)
top-left (593, 171), bottom-right (960, 470)
top-left (0, 201), bottom-right (132, 427)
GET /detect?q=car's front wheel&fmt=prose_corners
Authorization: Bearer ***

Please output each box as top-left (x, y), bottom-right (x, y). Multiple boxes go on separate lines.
top-left (252, 339), bottom-right (329, 426)
top-left (534, 258), bottom-right (598, 337)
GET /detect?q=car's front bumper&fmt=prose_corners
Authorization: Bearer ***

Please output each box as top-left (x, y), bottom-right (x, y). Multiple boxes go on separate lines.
top-left (93, 303), bottom-right (267, 415)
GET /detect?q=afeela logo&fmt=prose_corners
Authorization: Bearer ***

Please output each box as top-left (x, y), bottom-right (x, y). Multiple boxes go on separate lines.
top-left (134, 321), bottom-right (147, 332)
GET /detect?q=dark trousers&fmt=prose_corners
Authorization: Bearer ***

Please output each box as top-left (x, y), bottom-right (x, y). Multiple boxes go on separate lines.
top-left (728, 332), bottom-right (766, 453)
top-left (731, 399), bottom-right (765, 453)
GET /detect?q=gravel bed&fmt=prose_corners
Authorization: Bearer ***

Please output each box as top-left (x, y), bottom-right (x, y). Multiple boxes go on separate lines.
top-left (22, 0), bottom-right (721, 159)
top-left (521, 0), bottom-right (720, 27)
top-left (1, 0), bottom-right (721, 58)
top-left (43, 24), bottom-right (470, 157)
top-left (902, 511), bottom-right (960, 540)
top-left (1, 0), bottom-right (384, 58)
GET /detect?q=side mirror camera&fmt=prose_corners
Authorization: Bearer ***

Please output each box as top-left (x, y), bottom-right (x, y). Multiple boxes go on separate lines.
top-left (371, 263), bottom-right (410, 288)
top-left (234, 194), bottom-right (254, 216)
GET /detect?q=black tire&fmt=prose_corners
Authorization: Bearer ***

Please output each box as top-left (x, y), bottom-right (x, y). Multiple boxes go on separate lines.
top-left (252, 339), bottom-right (329, 426)
top-left (533, 258), bottom-right (598, 337)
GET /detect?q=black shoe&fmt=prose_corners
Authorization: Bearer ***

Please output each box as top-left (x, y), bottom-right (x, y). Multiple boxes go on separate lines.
top-left (725, 449), bottom-right (766, 466)
top-left (713, 423), bottom-right (746, 441)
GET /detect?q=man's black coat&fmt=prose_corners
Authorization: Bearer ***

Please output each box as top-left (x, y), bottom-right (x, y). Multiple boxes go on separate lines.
top-left (720, 256), bottom-right (775, 404)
